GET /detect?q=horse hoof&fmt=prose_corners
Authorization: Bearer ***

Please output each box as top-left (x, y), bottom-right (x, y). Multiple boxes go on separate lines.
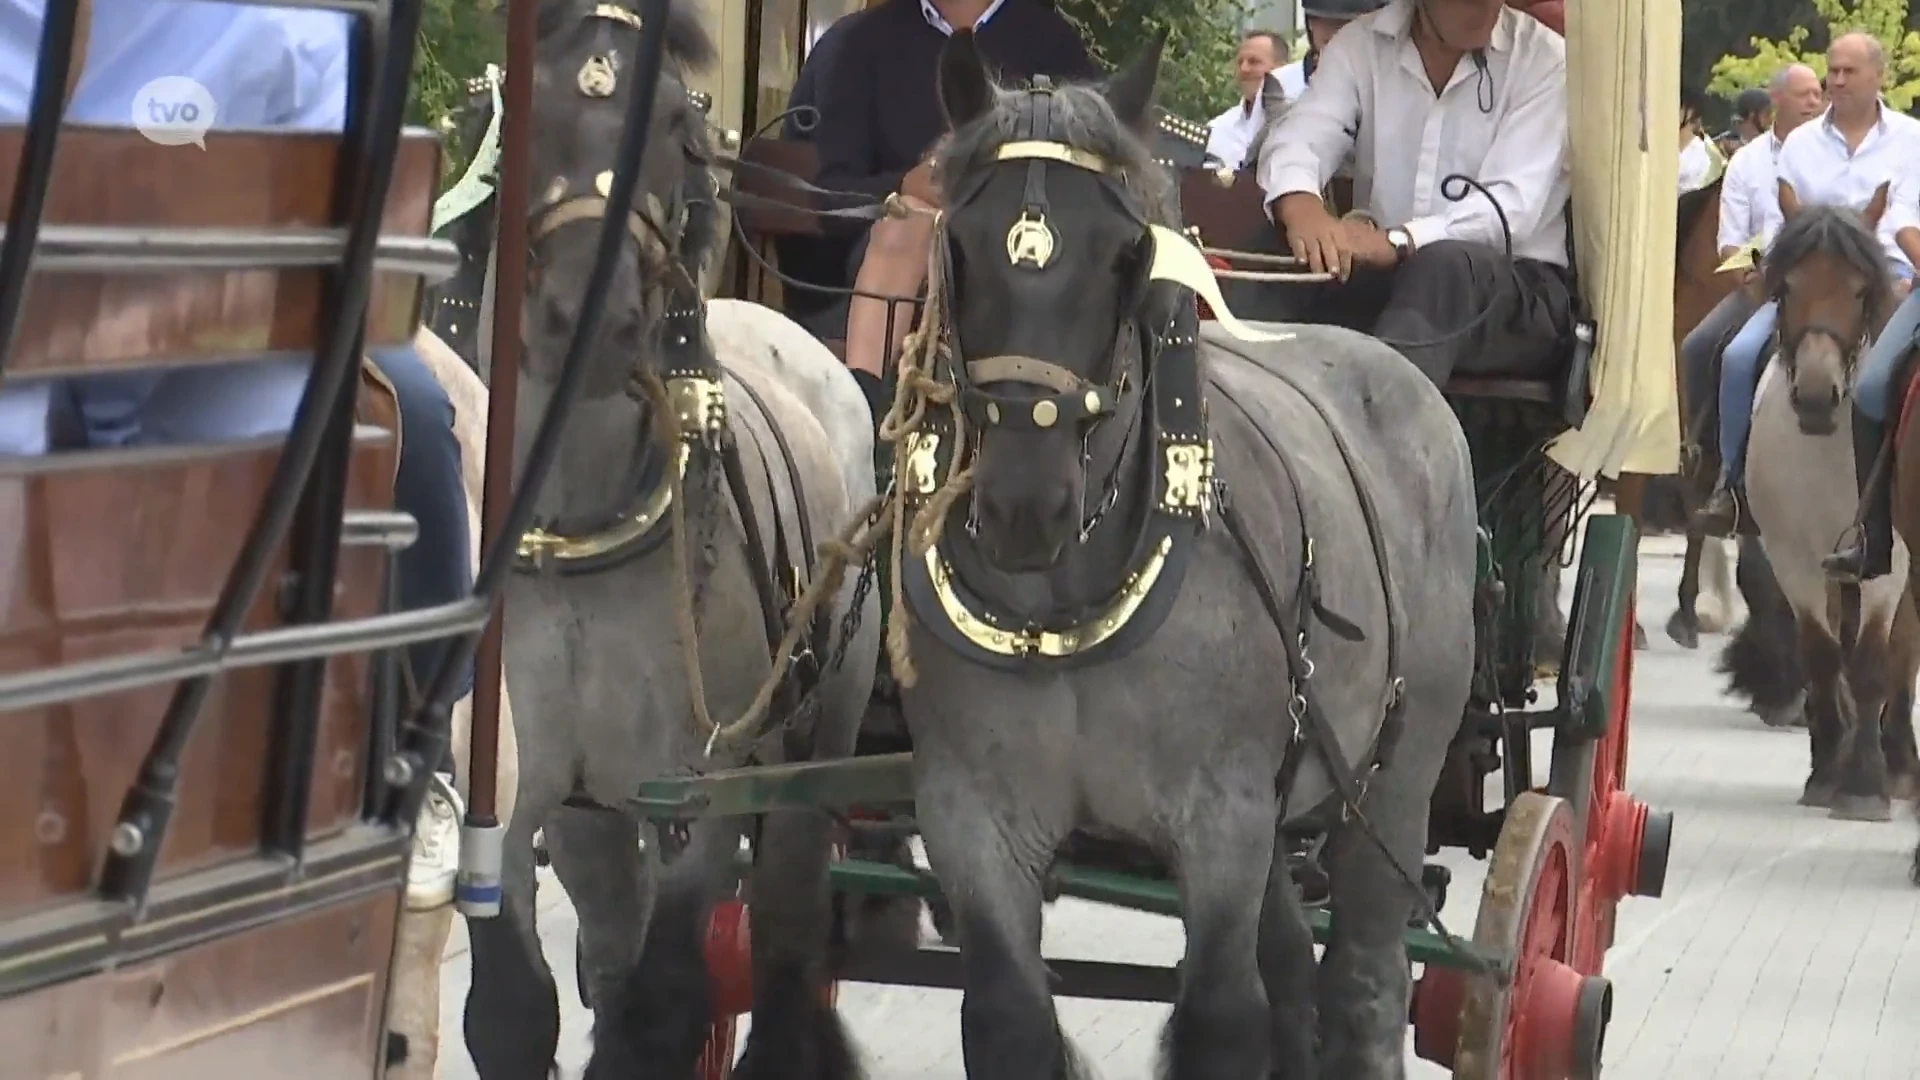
top-left (1664, 611), bottom-right (1699, 650)
top-left (1633, 621), bottom-right (1649, 651)
top-left (1800, 782), bottom-right (1837, 808)
top-left (1760, 691), bottom-right (1808, 729)
top-left (1829, 794), bottom-right (1894, 822)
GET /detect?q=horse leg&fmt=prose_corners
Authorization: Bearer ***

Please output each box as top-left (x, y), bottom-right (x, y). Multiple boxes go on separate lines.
top-left (1832, 621), bottom-right (1896, 822)
top-left (733, 803), bottom-right (861, 1080)
top-left (1614, 473), bottom-right (1651, 649)
top-left (1667, 528), bottom-right (1705, 649)
top-left (582, 819), bottom-right (746, 1079)
top-left (1258, 825), bottom-right (1319, 1079)
top-left (1884, 597), bottom-right (1920, 801)
top-left (462, 794), bottom-right (562, 1080)
top-left (914, 764), bottom-right (1081, 1080)
top-left (1153, 779), bottom-right (1277, 1080)
top-left (1796, 618), bottom-right (1845, 808)
top-left (542, 810), bottom-right (657, 1052)
top-left (1698, 536), bottom-right (1739, 632)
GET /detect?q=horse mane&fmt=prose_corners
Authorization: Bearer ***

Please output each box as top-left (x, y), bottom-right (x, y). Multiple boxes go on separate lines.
top-left (1764, 201), bottom-right (1895, 329)
top-left (933, 76), bottom-right (1179, 227)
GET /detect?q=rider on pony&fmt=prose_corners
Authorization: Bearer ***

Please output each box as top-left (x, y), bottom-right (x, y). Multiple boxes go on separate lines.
top-left (1694, 33), bottom-right (1920, 558)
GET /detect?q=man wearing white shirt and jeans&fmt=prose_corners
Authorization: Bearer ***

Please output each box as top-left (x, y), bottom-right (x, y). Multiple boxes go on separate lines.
top-left (1255, 0), bottom-right (1576, 388)
top-left (1676, 63), bottom-right (1822, 458)
top-left (1696, 33), bottom-right (1920, 544)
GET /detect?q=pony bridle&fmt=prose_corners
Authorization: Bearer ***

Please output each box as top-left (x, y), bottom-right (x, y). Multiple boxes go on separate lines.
top-left (528, 3), bottom-right (693, 289)
top-left (935, 80), bottom-right (1290, 538)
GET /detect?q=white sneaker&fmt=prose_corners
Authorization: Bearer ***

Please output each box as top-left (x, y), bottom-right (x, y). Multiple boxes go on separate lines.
top-left (406, 772), bottom-right (464, 911)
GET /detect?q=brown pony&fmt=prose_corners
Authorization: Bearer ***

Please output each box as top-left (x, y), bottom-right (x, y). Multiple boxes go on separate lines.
top-left (1611, 178), bottom-right (1748, 648)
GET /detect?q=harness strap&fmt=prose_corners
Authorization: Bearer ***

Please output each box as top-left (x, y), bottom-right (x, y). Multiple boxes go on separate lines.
top-left (727, 372), bottom-right (832, 757)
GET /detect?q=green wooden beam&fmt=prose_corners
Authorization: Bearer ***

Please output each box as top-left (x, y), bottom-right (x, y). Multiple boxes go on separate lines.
top-left (631, 753), bottom-right (916, 819)
top-left (815, 857), bottom-right (1506, 973)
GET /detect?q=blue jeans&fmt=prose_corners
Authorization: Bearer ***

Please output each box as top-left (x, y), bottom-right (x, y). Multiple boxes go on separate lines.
top-left (1717, 301), bottom-right (1778, 486)
top-left (0, 348), bottom-right (475, 707)
top-left (1858, 288), bottom-right (1920, 423)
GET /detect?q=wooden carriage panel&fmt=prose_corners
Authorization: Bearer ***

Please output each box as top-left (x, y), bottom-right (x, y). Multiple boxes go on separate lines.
top-left (0, 887), bottom-right (399, 1078)
top-left (0, 127), bottom-right (441, 379)
top-left (0, 398), bottom-right (398, 919)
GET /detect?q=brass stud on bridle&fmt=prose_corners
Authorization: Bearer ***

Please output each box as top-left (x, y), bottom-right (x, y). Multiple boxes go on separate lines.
top-left (1033, 400), bottom-right (1058, 427)
top-left (578, 54), bottom-right (618, 97)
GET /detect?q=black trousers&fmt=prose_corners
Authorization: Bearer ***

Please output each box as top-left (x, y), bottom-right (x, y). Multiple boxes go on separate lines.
top-left (1259, 239), bottom-right (1578, 387)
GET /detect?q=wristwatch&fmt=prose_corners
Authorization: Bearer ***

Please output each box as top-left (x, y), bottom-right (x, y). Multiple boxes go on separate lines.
top-left (1385, 226), bottom-right (1414, 263)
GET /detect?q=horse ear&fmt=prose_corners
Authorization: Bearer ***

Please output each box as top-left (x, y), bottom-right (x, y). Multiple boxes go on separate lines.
top-left (938, 31), bottom-right (995, 129)
top-left (1104, 31), bottom-right (1166, 135)
top-left (1779, 180), bottom-right (1802, 222)
top-left (1865, 180), bottom-right (1891, 228)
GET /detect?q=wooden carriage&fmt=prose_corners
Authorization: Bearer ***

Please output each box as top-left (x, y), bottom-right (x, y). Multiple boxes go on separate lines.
top-left (0, 4), bottom-right (491, 1074)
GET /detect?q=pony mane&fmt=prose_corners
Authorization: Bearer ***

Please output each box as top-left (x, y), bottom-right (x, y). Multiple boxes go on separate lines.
top-left (933, 77), bottom-right (1178, 226)
top-left (1765, 202), bottom-right (1895, 329)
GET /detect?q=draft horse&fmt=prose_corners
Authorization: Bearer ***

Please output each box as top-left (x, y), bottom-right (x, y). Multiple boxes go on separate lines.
top-left (891, 31), bottom-right (1477, 1080)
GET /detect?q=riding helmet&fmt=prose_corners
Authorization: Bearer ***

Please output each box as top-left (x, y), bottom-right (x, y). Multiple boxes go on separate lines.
top-left (1301, 0), bottom-right (1388, 19)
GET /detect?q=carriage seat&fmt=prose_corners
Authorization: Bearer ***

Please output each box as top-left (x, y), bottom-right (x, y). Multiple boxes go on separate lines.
top-left (0, 124), bottom-right (443, 925)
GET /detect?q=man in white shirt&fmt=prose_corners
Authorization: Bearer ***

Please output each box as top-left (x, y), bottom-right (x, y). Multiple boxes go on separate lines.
top-left (1205, 30), bottom-right (1286, 169)
top-left (1696, 33), bottom-right (1920, 544)
top-left (1677, 87), bottom-right (1714, 194)
top-left (1252, 0), bottom-right (1575, 387)
top-left (1676, 63), bottom-right (1822, 466)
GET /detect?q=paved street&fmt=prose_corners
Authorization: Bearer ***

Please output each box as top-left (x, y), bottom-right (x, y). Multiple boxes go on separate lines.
top-left (434, 520), bottom-right (1920, 1078)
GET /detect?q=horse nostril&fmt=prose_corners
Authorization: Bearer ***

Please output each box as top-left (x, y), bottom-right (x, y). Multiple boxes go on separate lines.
top-left (542, 296), bottom-right (575, 340)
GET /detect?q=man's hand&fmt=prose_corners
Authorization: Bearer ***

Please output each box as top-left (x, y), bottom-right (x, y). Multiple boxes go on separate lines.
top-left (1344, 220), bottom-right (1399, 269)
top-left (901, 162), bottom-right (941, 209)
top-left (1275, 193), bottom-right (1354, 279)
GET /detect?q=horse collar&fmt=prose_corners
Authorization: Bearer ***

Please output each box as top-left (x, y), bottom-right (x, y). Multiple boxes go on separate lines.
top-left (514, 301), bottom-right (727, 575)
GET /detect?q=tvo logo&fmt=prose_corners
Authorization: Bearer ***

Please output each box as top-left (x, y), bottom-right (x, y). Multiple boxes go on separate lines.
top-left (132, 76), bottom-right (217, 148)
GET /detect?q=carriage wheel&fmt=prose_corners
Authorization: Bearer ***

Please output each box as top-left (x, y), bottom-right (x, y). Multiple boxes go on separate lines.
top-left (1414, 793), bottom-right (1611, 1080)
top-left (698, 844), bottom-right (851, 1080)
top-left (1548, 591), bottom-right (1674, 973)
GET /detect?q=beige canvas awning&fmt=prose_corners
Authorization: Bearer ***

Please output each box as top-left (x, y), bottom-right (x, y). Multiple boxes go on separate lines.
top-left (1547, 0), bottom-right (1682, 479)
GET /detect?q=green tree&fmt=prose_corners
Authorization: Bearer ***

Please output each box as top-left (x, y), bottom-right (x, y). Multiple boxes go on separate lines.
top-left (1707, 0), bottom-right (1920, 111)
top-left (413, 0), bottom-right (502, 167)
top-left (1054, 0), bottom-right (1246, 119)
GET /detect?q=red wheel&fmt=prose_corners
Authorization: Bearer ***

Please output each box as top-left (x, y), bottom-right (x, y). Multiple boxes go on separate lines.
top-left (1414, 793), bottom-right (1611, 1079)
top-left (1550, 594), bottom-right (1672, 974)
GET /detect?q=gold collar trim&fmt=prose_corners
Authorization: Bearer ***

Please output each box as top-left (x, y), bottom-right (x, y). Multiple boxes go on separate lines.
top-left (922, 534), bottom-right (1174, 657)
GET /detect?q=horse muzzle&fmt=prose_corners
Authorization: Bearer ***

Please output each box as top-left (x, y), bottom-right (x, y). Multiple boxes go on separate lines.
top-left (1788, 383), bottom-right (1842, 435)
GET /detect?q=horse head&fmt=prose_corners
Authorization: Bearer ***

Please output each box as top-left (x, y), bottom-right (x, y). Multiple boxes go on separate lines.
top-left (931, 30), bottom-right (1185, 573)
top-left (523, 0), bottom-right (718, 397)
top-left (1767, 183), bottom-right (1894, 435)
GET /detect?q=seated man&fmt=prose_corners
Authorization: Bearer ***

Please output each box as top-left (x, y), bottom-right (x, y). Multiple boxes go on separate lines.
top-left (1255, 0), bottom-right (1576, 389)
top-left (815, 0), bottom-right (1097, 419)
top-left (1676, 63), bottom-right (1822, 458)
top-left (1205, 30), bottom-right (1286, 170)
top-left (0, 0), bottom-right (474, 909)
top-left (1696, 32), bottom-right (1920, 548)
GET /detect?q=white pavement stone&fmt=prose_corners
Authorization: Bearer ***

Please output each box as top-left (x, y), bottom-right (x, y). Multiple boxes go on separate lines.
top-left (434, 522), bottom-right (1920, 1079)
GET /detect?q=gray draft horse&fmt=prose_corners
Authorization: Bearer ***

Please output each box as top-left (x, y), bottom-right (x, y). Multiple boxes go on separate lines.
top-left (1745, 190), bottom-right (1913, 821)
top-left (892, 33), bottom-right (1476, 1079)
top-left (458, 4), bottom-right (880, 1077)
